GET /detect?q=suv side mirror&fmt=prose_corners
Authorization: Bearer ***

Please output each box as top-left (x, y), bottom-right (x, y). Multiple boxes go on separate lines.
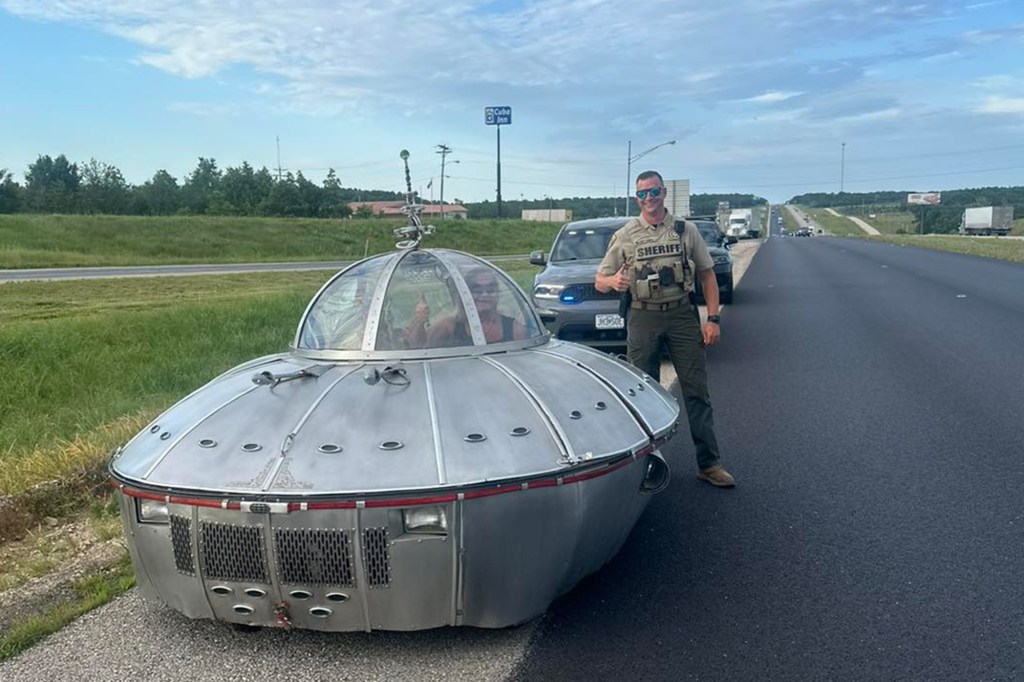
top-left (529, 250), bottom-right (547, 266)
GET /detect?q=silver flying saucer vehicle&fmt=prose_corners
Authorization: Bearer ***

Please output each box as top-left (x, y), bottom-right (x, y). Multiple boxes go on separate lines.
top-left (110, 151), bottom-right (679, 632)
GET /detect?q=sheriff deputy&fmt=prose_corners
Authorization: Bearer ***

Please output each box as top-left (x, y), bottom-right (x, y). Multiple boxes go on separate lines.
top-left (595, 170), bottom-right (735, 488)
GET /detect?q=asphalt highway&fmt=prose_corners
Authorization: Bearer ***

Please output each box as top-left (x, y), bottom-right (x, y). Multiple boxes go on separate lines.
top-left (3, 236), bottom-right (1024, 680)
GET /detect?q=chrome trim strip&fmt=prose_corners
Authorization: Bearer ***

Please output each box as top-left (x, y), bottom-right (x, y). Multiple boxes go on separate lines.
top-left (361, 251), bottom-right (406, 351)
top-left (452, 499), bottom-right (464, 626)
top-left (431, 251), bottom-right (486, 346)
top-left (423, 362), bottom-right (446, 485)
top-left (352, 513), bottom-right (373, 632)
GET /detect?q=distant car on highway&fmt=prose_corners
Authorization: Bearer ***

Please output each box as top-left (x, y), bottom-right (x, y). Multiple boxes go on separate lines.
top-left (530, 217), bottom-right (736, 350)
top-left (795, 227), bottom-right (813, 237)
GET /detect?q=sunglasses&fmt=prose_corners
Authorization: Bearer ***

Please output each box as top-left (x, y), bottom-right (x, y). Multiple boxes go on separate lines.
top-left (635, 187), bottom-right (664, 200)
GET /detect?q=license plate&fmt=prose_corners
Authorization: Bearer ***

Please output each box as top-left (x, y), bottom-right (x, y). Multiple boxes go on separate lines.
top-left (595, 313), bottom-right (625, 329)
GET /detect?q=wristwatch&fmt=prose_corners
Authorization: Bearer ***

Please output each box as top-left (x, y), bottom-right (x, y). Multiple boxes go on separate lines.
top-left (707, 314), bottom-right (721, 324)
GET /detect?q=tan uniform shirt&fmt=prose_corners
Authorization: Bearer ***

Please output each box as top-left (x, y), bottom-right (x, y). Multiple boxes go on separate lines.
top-left (598, 212), bottom-right (714, 304)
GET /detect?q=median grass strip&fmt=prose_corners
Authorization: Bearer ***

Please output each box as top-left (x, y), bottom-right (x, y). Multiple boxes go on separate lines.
top-left (0, 214), bottom-right (561, 269)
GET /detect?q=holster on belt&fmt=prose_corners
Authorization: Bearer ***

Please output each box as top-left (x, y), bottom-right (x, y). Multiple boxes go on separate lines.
top-left (618, 289), bottom-right (632, 320)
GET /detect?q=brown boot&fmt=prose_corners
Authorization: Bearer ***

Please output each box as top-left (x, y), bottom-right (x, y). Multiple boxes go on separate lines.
top-left (697, 465), bottom-right (735, 488)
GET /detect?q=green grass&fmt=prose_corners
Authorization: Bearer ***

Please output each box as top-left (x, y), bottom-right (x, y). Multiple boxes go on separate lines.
top-left (0, 553), bottom-right (134, 662)
top-left (0, 214), bottom-right (560, 269)
top-left (858, 211), bottom-right (918, 235)
top-left (801, 208), bottom-right (863, 237)
top-left (863, 234), bottom-right (1024, 262)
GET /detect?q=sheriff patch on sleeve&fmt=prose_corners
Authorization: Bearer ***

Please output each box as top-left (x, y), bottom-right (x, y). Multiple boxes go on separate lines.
top-left (635, 242), bottom-right (683, 260)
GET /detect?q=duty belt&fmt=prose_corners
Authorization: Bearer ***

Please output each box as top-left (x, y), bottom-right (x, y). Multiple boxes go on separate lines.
top-left (631, 299), bottom-right (687, 311)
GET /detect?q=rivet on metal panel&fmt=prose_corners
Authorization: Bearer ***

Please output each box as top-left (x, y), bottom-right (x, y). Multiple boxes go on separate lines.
top-left (510, 426), bottom-right (530, 436)
top-left (289, 590), bottom-right (312, 600)
top-left (627, 389), bottom-right (636, 396)
top-left (149, 424), bottom-right (160, 433)
top-left (569, 410), bottom-right (582, 420)
top-left (211, 585), bottom-right (233, 596)
top-left (464, 433), bottom-right (487, 443)
top-left (244, 588), bottom-right (267, 598)
top-left (159, 432), bottom-right (171, 440)
top-left (595, 402), bottom-right (607, 410)
top-left (241, 442), bottom-right (262, 452)
top-left (637, 383), bottom-right (645, 391)
top-left (318, 443), bottom-right (342, 454)
top-left (232, 604), bottom-right (254, 615)
top-left (326, 592), bottom-right (350, 603)
top-left (379, 441), bottom-right (404, 451)
top-left (198, 439), bottom-right (217, 448)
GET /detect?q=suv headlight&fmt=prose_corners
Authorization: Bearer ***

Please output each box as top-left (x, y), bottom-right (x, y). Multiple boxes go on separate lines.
top-left (533, 284), bottom-right (565, 301)
top-left (137, 498), bottom-right (170, 524)
top-left (712, 254), bottom-right (731, 265)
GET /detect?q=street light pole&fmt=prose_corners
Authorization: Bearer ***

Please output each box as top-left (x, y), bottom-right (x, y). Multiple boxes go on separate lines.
top-left (840, 141), bottom-right (846, 194)
top-left (625, 139), bottom-right (676, 217)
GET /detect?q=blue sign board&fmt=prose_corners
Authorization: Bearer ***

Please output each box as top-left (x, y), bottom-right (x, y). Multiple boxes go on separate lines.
top-left (484, 106), bottom-right (512, 126)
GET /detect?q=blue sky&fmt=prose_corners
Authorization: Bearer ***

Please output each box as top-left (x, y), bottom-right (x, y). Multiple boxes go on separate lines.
top-left (1, 0), bottom-right (1022, 204)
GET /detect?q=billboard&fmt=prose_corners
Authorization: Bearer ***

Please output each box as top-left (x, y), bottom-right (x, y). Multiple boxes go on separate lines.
top-left (907, 192), bottom-right (941, 205)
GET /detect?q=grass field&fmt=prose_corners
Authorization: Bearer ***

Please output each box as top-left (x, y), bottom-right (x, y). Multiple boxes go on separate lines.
top-left (0, 214), bottom-right (562, 269)
top-left (859, 211), bottom-right (918, 234)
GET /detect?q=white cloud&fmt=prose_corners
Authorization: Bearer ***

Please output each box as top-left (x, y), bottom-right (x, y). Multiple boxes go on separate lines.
top-left (977, 96), bottom-right (1024, 114)
top-left (744, 91), bottom-right (802, 103)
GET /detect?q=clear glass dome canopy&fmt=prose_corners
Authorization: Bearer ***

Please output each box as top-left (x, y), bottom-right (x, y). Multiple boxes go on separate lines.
top-left (294, 248), bottom-right (546, 357)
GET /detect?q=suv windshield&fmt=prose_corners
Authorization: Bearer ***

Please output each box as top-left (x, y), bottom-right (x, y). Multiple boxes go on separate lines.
top-left (550, 227), bottom-right (616, 262)
top-left (695, 221), bottom-right (723, 245)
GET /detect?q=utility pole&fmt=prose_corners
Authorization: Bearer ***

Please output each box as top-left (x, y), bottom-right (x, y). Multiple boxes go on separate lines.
top-left (275, 136), bottom-right (289, 182)
top-left (436, 144), bottom-right (452, 219)
top-left (840, 142), bottom-right (846, 194)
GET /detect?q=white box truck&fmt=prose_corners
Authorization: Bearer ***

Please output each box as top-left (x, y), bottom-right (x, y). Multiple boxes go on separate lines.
top-left (960, 206), bottom-right (1014, 236)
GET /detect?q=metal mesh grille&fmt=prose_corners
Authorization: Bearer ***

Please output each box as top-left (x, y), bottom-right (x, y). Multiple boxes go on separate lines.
top-left (561, 283), bottom-right (618, 303)
top-left (199, 521), bottom-right (268, 583)
top-left (170, 515), bottom-right (195, 576)
top-left (274, 528), bottom-right (355, 587)
top-left (362, 527), bottom-right (391, 588)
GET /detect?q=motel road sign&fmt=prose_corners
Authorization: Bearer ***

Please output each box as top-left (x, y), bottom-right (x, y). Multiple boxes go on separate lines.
top-left (485, 106), bottom-right (512, 125)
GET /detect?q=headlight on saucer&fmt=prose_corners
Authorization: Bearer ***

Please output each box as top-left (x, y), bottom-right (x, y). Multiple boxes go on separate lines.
top-left (533, 284), bottom-right (565, 301)
top-left (403, 506), bottom-right (448, 535)
top-left (137, 498), bottom-right (170, 525)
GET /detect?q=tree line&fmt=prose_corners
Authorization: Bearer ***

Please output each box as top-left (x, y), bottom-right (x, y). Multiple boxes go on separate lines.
top-left (790, 188), bottom-right (1024, 233)
top-left (464, 193), bottom-right (767, 220)
top-left (0, 155), bottom-right (406, 218)
top-left (1, 154), bottom-right (770, 222)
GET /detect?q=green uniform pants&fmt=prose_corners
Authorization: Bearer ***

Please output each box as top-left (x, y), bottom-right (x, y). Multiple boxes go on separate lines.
top-left (626, 304), bottom-right (722, 470)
